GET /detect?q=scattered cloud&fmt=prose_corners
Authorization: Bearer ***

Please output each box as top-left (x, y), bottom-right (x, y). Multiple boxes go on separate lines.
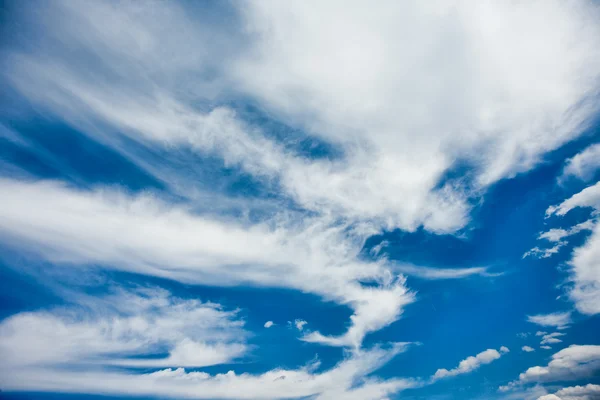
top-left (541, 346), bottom-right (552, 350)
top-left (432, 347), bottom-right (508, 381)
top-left (523, 220), bottom-right (594, 259)
top-left (518, 333), bottom-right (530, 339)
top-left (540, 333), bottom-right (566, 346)
top-left (538, 384), bottom-right (600, 400)
top-left (294, 319), bottom-right (308, 331)
top-left (508, 345), bottom-right (600, 387)
top-left (560, 143), bottom-right (600, 182)
top-left (527, 312), bottom-right (572, 329)
top-left (264, 321), bottom-right (274, 328)
top-left (523, 346), bottom-right (535, 353)
top-left (546, 182), bottom-right (600, 315)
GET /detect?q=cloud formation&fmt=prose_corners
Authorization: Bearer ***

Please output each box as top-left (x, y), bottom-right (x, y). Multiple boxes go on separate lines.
top-left (0, 287), bottom-right (248, 370)
top-left (546, 179), bottom-right (600, 314)
top-left (431, 347), bottom-right (508, 381)
top-left (538, 384), bottom-right (600, 400)
top-left (0, 340), bottom-right (417, 400)
top-left (507, 345), bottom-right (600, 387)
top-left (527, 312), bottom-right (572, 329)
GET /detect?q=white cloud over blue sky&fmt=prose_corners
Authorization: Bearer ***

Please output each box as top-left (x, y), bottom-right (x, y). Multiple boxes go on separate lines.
top-left (0, 0), bottom-right (599, 399)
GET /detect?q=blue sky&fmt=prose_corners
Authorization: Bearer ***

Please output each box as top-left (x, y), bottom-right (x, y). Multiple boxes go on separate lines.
top-left (1, 1), bottom-right (600, 399)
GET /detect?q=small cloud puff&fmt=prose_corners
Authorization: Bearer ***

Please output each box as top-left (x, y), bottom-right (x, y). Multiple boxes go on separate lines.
top-left (522, 346), bottom-right (535, 352)
top-left (264, 321), bottom-right (274, 328)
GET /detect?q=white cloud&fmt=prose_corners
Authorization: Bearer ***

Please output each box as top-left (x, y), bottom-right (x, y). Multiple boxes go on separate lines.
top-left (264, 321), bottom-right (274, 328)
top-left (0, 342), bottom-right (417, 400)
top-left (523, 243), bottom-right (566, 259)
top-left (536, 331), bottom-right (548, 336)
top-left (294, 319), bottom-right (308, 331)
top-left (546, 183), bottom-right (600, 315)
top-left (538, 384), bottom-right (600, 400)
top-left (538, 221), bottom-right (595, 243)
top-left (517, 345), bottom-right (600, 384)
top-left (561, 143), bottom-right (600, 182)
top-left (518, 333), bottom-right (530, 339)
top-left (540, 333), bottom-right (566, 346)
top-left (0, 178), bottom-right (414, 350)
top-left (527, 312), bottom-right (572, 329)
top-left (541, 346), bottom-right (552, 350)
top-left (546, 182), bottom-right (600, 217)
top-left (5, 0), bottom-right (600, 237)
top-left (392, 264), bottom-right (492, 279)
top-left (523, 346), bottom-right (535, 353)
top-left (523, 220), bottom-right (594, 259)
top-left (0, 287), bottom-right (248, 369)
top-left (431, 347), bottom-right (508, 381)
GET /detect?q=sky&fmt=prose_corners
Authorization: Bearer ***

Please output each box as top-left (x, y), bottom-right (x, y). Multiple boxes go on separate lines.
top-left (0, 1), bottom-right (600, 399)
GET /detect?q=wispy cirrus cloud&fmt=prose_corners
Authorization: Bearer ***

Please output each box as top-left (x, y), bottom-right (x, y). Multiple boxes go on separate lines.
top-left (527, 312), bottom-right (572, 330)
top-left (0, 286), bottom-right (248, 369)
top-left (0, 340), bottom-right (417, 400)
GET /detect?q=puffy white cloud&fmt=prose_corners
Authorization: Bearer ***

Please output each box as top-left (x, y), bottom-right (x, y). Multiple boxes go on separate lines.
top-left (527, 312), bottom-right (572, 329)
top-left (0, 287), bottom-right (248, 369)
top-left (431, 347), bottom-right (508, 381)
top-left (541, 346), bottom-right (553, 350)
top-left (538, 384), bottom-right (600, 400)
top-left (523, 346), bottom-right (535, 353)
top-left (264, 321), bottom-right (274, 328)
top-left (0, 341), bottom-right (417, 400)
top-left (561, 143), bottom-right (600, 182)
top-left (518, 345), bottom-right (600, 384)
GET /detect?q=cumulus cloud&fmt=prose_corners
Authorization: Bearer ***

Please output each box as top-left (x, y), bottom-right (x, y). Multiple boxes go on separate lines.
top-left (517, 345), bottom-right (600, 384)
top-left (538, 384), bottom-right (600, 400)
top-left (523, 346), bottom-right (535, 353)
top-left (541, 346), bottom-right (553, 350)
top-left (527, 312), bottom-right (572, 329)
top-left (264, 321), bottom-right (274, 328)
top-left (431, 347), bottom-right (508, 381)
top-left (560, 143), bottom-right (600, 182)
